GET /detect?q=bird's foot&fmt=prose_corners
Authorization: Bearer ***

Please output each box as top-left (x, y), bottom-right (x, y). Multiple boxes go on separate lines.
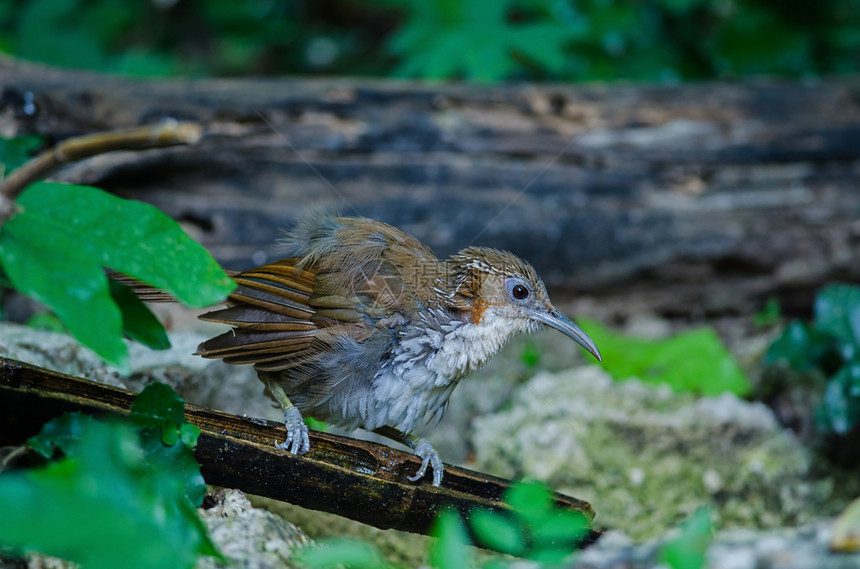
top-left (407, 438), bottom-right (443, 486)
top-left (276, 407), bottom-right (310, 455)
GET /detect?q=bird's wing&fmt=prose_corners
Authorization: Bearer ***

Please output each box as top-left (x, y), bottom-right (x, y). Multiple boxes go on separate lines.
top-left (287, 214), bottom-right (456, 312)
top-left (196, 259), bottom-right (322, 371)
top-left (198, 214), bottom-right (457, 373)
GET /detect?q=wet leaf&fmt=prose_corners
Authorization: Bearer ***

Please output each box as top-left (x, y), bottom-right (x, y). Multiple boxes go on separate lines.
top-left (131, 383), bottom-right (205, 506)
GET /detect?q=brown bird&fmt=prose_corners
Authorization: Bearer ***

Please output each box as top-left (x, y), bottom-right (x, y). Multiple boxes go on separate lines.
top-left (187, 212), bottom-right (601, 485)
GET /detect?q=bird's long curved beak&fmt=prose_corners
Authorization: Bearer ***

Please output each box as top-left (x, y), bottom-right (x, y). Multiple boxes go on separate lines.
top-left (530, 309), bottom-right (602, 362)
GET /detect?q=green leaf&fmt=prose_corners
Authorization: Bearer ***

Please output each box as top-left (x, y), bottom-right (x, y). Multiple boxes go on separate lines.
top-left (179, 423), bottom-right (201, 448)
top-left (505, 480), bottom-right (553, 525)
top-left (814, 284), bottom-right (860, 360)
top-left (110, 279), bottom-right (170, 351)
top-left (753, 297), bottom-right (781, 328)
top-left (136, 424), bottom-right (206, 507)
top-left (531, 511), bottom-right (589, 549)
top-left (714, 6), bottom-right (811, 76)
top-left (469, 509), bottom-right (525, 556)
top-left (429, 509), bottom-right (471, 569)
top-left (499, 481), bottom-right (588, 560)
top-left (764, 320), bottom-right (842, 374)
top-left (387, 0), bottom-right (552, 82)
top-left (131, 383), bottom-right (205, 505)
top-left (0, 135), bottom-right (43, 170)
top-left (817, 362), bottom-right (860, 435)
top-left (0, 182), bottom-right (235, 369)
top-left (1, 419), bottom-right (220, 569)
top-left (508, 22), bottom-right (572, 73)
top-left (0, 213), bottom-right (129, 370)
top-left (659, 0), bottom-right (710, 15)
top-left (130, 382), bottom-right (189, 435)
top-left (659, 508), bottom-right (713, 569)
top-left (579, 320), bottom-right (751, 396)
top-left (28, 385), bottom-right (207, 508)
top-left (25, 311), bottom-right (66, 333)
top-left (27, 412), bottom-right (101, 459)
top-left (298, 539), bottom-right (387, 569)
top-left (15, 183), bottom-right (235, 307)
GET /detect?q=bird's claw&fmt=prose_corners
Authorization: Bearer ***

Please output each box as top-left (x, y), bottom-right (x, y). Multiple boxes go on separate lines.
top-left (276, 407), bottom-right (310, 455)
top-left (407, 438), bottom-right (443, 486)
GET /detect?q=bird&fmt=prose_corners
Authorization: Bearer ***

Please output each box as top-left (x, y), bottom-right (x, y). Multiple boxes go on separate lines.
top-left (185, 212), bottom-right (601, 486)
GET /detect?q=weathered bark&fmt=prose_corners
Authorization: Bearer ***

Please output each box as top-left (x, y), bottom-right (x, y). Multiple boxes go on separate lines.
top-left (2, 58), bottom-right (860, 319)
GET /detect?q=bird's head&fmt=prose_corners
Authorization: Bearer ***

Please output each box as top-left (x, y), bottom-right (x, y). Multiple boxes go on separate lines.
top-left (449, 247), bottom-right (602, 362)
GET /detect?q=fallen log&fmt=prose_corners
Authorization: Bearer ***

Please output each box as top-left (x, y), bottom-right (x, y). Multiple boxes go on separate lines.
top-left (3, 60), bottom-right (860, 320)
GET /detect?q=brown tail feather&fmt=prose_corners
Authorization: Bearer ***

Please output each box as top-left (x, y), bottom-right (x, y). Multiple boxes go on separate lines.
top-left (107, 272), bottom-right (186, 302)
top-left (190, 258), bottom-right (325, 369)
top-left (197, 329), bottom-right (315, 354)
top-left (197, 306), bottom-right (316, 331)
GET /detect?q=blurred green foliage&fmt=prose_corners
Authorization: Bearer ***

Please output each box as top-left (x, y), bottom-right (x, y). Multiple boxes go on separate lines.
top-left (659, 508), bottom-right (714, 569)
top-left (580, 319), bottom-right (751, 397)
top-left (0, 0), bottom-right (857, 81)
top-left (753, 297), bottom-right (781, 329)
top-left (0, 384), bottom-right (220, 569)
top-left (298, 480), bottom-right (589, 568)
top-left (765, 283), bottom-right (860, 435)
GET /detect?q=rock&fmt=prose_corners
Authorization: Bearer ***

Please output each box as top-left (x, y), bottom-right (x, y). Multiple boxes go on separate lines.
top-left (573, 521), bottom-right (860, 569)
top-left (0, 322), bottom-right (280, 422)
top-left (0, 323), bottom-right (128, 389)
top-left (470, 366), bottom-right (833, 539)
top-left (197, 489), bottom-right (312, 569)
top-left (249, 497), bottom-right (433, 569)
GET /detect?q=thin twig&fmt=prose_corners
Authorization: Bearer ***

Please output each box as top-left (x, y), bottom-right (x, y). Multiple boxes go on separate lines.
top-left (0, 444), bottom-right (27, 473)
top-left (0, 120), bottom-right (203, 226)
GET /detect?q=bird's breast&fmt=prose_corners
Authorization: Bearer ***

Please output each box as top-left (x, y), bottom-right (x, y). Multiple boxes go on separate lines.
top-left (365, 308), bottom-right (515, 433)
top-left (389, 308), bottom-right (511, 381)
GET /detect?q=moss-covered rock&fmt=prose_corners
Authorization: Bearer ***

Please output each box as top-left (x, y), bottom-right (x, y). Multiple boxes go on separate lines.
top-left (471, 366), bottom-right (833, 539)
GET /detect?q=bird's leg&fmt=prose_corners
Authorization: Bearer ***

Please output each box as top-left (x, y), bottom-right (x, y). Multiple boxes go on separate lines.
top-left (265, 379), bottom-right (310, 455)
top-left (374, 426), bottom-right (443, 486)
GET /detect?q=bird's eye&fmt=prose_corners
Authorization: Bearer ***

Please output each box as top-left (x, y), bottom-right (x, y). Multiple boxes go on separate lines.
top-left (512, 284), bottom-right (529, 300)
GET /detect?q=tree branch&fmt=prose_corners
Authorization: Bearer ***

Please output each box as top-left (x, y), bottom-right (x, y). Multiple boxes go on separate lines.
top-left (0, 120), bottom-right (202, 226)
top-left (0, 356), bottom-right (601, 548)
